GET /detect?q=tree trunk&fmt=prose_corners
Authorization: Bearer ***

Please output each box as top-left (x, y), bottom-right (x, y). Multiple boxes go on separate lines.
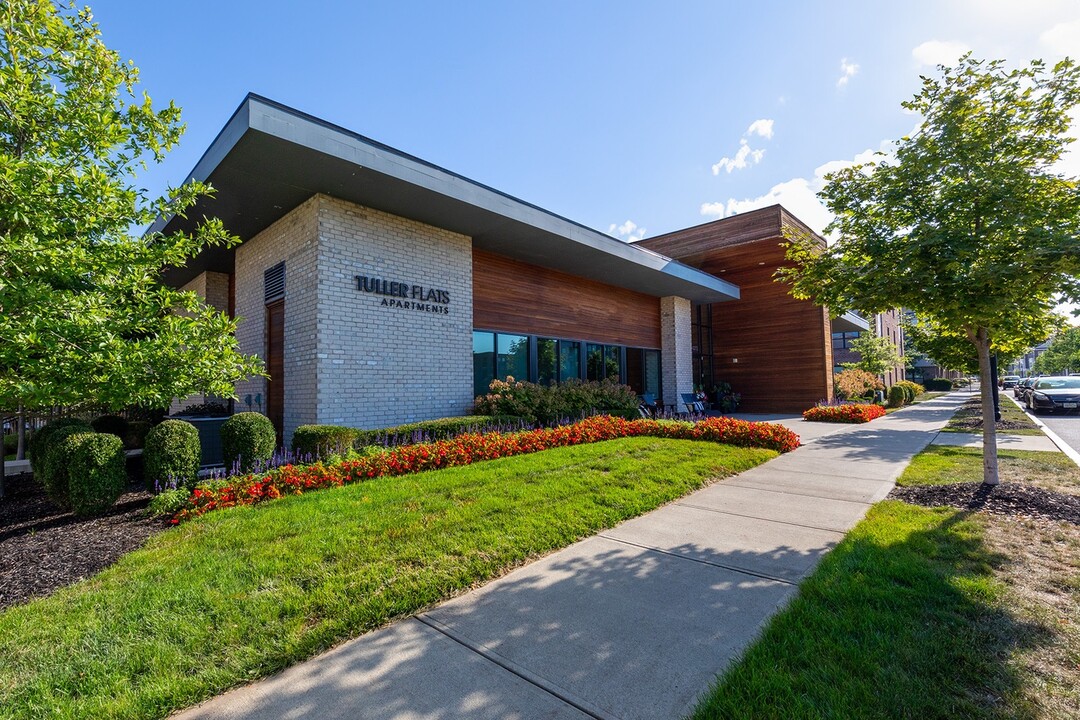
top-left (16, 403), bottom-right (25, 460)
top-left (974, 328), bottom-right (1000, 486)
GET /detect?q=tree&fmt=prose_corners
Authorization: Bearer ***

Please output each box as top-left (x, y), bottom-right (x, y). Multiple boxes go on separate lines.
top-left (0, 0), bottom-right (263, 414)
top-left (780, 55), bottom-right (1080, 486)
top-left (903, 314), bottom-right (1046, 376)
top-left (1032, 326), bottom-right (1080, 375)
top-left (841, 331), bottom-right (903, 377)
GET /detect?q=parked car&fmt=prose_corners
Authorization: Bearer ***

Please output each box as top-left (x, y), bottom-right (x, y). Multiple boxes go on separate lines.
top-left (1027, 376), bottom-right (1080, 414)
top-left (1014, 377), bottom-right (1037, 401)
top-left (1000, 375), bottom-right (1021, 388)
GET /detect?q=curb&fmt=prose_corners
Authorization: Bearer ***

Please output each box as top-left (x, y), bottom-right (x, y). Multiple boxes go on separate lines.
top-left (1004, 394), bottom-right (1080, 469)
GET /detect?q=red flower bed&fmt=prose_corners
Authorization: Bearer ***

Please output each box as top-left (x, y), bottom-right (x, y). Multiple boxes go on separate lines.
top-left (802, 403), bottom-right (886, 423)
top-left (173, 415), bottom-right (799, 523)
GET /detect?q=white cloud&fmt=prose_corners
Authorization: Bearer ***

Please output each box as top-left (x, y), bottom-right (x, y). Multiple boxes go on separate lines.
top-left (746, 118), bottom-right (775, 139)
top-left (911, 40), bottom-right (972, 68)
top-left (608, 219), bottom-right (646, 242)
top-left (701, 142), bottom-right (892, 238)
top-left (837, 57), bottom-right (859, 87)
top-left (1041, 19), bottom-right (1080, 59)
top-left (710, 120), bottom-right (774, 175)
top-left (712, 139), bottom-right (766, 175)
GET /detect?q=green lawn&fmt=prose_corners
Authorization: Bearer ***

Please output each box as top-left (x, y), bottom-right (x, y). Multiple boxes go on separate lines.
top-left (897, 445), bottom-right (1080, 494)
top-left (0, 437), bottom-right (774, 720)
top-left (691, 501), bottom-right (1018, 719)
top-left (941, 396), bottom-right (1042, 435)
top-left (692, 444), bottom-right (1080, 719)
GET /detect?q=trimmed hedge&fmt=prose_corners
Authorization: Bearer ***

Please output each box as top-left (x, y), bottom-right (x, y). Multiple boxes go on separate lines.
top-left (144, 420), bottom-right (201, 491)
top-left (896, 380), bottom-right (925, 398)
top-left (221, 412), bottom-right (276, 473)
top-left (925, 378), bottom-right (953, 391)
top-left (31, 419), bottom-right (94, 507)
top-left (887, 385), bottom-right (907, 408)
top-left (64, 432), bottom-right (126, 517)
top-left (29, 418), bottom-right (91, 477)
top-left (91, 414), bottom-right (129, 440)
top-left (292, 416), bottom-right (527, 459)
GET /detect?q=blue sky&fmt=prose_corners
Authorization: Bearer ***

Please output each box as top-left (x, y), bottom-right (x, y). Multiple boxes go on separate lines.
top-left (93, 1), bottom-right (1080, 248)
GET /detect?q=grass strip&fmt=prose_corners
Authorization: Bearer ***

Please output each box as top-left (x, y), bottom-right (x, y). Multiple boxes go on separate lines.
top-left (897, 445), bottom-right (1080, 494)
top-left (942, 396), bottom-right (1041, 435)
top-left (690, 501), bottom-right (1022, 719)
top-left (0, 437), bottom-right (773, 720)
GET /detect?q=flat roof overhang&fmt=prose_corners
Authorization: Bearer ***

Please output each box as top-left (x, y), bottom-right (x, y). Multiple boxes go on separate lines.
top-left (155, 95), bottom-right (739, 304)
top-left (832, 311), bottom-right (871, 333)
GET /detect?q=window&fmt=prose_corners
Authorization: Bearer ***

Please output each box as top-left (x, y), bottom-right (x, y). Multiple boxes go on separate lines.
top-left (832, 331), bottom-right (860, 350)
top-left (586, 343), bottom-right (604, 381)
top-left (497, 334), bottom-right (528, 381)
top-left (473, 331), bottom-right (495, 397)
top-left (605, 346), bottom-right (622, 382)
top-left (559, 340), bottom-right (581, 381)
top-left (537, 338), bottom-right (557, 385)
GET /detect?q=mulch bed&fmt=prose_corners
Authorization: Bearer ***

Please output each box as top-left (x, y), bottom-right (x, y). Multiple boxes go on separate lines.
top-left (0, 472), bottom-right (166, 611)
top-left (890, 482), bottom-right (1080, 525)
top-left (946, 398), bottom-right (1036, 432)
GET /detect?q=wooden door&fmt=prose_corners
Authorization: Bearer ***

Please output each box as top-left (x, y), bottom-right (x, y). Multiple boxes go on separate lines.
top-left (266, 300), bottom-right (284, 446)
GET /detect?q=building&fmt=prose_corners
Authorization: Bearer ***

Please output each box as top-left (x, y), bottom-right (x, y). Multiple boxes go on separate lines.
top-left (831, 308), bottom-right (906, 386)
top-left (162, 95), bottom-right (894, 442)
top-left (636, 208), bottom-right (876, 412)
top-left (158, 95), bottom-right (742, 444)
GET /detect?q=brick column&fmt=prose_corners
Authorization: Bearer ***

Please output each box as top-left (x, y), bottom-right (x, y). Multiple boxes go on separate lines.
top-left (660, 296), bottom-right (693, 410)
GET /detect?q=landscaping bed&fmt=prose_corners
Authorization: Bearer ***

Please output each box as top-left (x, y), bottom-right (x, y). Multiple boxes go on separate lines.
top-left (942, 397), bottom-right (1041, 434)
top-left (0, 473), bottom-right (164, 611)
top-left (891, 482), bottom-right (1080, 524)
top-left (0, 437), bottom-right (776, 720)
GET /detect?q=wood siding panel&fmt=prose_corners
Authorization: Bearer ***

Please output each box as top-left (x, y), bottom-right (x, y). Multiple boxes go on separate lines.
top-left (640, 215), bottom-right (832, 413)
top-left (472, 249), bottom-right (661, 347)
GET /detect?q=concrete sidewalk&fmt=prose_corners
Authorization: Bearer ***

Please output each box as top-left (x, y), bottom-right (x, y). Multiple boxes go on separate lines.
top-left (175, 393), bottom-right (969, 720)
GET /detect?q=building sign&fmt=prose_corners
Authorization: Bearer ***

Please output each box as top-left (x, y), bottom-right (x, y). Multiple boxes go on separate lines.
top-left (355, 275), bottom-right (450, 315)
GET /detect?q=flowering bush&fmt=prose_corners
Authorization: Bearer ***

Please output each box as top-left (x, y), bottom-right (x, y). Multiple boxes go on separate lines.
top-left (473, 377), bottom-right (641, 424)
top-left (834, 369), bottom-right (884, 400)
top-left (803, 403), bottom-right (887, 423)
top-left (173, 414), bottom-right (799, 523)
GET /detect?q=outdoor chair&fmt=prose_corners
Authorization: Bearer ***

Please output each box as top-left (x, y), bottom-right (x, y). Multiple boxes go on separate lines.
top-left (681, 393), bottom-right (706, 415)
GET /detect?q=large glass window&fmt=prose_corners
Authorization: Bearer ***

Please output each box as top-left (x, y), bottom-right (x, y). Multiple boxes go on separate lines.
top-left (497, 334), bottom-right (529, 381)
top-left (644, 349), bottom-right (660, 397)
top-left (586, 343), bottom-right (604, 381)
top-left (473, 331), bottom-right (495, 397)
top-left (604, 346), bottom-right (622, 382)
top-left (559, 340), bottom-right (581, 381)
top-left (625, 348), bottom-right (644, 394)
top-left (537, 338), bottom-right (557, 385)
top-left (832, 331), bottom-right (860, 350)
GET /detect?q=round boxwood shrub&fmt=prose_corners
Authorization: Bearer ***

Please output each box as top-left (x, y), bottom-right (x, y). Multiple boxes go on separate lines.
top-left (221, 412), bottom-right (276, 474)
top-left (29, 418), bottom-right (91, 477)
top-left (91, 414), bottom-right (129, 440)
top-left (887, 384), bottom-right (907, 408)
top-left (64, 432), bottom-right (126, 517)
top-left (143, 420), bottom-right (201, 492)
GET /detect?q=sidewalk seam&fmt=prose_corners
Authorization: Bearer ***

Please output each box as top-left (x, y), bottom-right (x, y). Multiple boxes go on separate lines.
top-left (675, 500), bottom-right (860, 535)
top-left (415, 615), bottom-right (615, 720)
top-left (595, 534), bottom-right (798, 586)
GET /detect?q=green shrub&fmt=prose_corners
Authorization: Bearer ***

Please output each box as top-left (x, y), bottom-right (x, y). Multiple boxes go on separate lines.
top-left (64, 432), bottom-right (126, 517)
top-left (146, 487), bottom-right (191, 518)
top-left (473, 377), bottom-right (640, 424)
top-left (144, 420), bottom-right (201, 491)
top-left (925, 378), bottom-right (953, 391)
top-left (887, 384), bottom-right (907, 408)
top-left (31, 419), bottom-right (93, 507)
top-left (355, 415), bottom-right (526, 447)
top-left (29, 418), bottom-right (91, 477)
top-left (895, 380), bottom-right (925, 400)
top-left (125, 420), bottom-right (154, 450)
top-left (292, 425), bottom-right (361, 459)
top-left (91, 414), bottom-right (129, 439)
top-left (221, 412), bottom-right (276, 473)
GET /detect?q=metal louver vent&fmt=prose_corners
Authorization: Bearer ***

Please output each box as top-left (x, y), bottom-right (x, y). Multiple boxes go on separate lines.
top-left (264, 262), bottom-right (285, 303)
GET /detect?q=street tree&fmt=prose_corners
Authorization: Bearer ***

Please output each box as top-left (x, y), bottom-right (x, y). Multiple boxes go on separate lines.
top-left (0, 0), bottom-right (263, 414)
top-left (1032, 326), bottom-right (1080, 375)
top-left (841, 331), bottom-right (903, 378)
top-left (780, 55), bottom-right (1080, 486)
top-left (903, 314), bottom-right (1050, 376)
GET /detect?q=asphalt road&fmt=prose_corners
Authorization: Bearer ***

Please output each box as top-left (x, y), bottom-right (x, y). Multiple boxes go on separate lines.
top-left (1033, 411), bottom-right (1080, 458)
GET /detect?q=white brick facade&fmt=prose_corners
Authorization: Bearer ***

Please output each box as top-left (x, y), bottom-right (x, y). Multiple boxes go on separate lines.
top-left (312, 195), bottom-right (473, 431)
top-left (660, 296), bottom-right (693, 408)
